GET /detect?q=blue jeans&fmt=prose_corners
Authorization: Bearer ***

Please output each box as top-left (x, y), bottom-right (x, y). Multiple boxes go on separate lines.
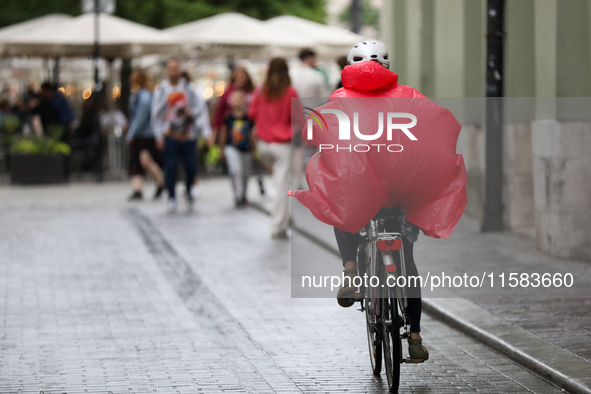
top-left (163, 137), bottom-right (197, 199)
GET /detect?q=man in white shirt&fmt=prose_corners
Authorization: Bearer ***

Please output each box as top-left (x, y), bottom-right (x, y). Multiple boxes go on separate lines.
top-left (290, 49), bottom-right (328, 101)
top-left (289, 49), bottom-right (328, 189)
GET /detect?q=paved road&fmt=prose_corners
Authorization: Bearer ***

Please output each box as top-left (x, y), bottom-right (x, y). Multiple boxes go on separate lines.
top-left (0, 180), bottom-right (564, 393)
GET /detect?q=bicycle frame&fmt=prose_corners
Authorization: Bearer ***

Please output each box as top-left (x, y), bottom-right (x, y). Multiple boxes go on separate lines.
top-left (360, 211), bottom-right (413, 391)
top-left (361, 216), bottom-right (410, 336)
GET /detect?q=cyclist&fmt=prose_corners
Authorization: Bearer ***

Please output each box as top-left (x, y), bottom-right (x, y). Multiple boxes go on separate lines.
top-left (334, 42), bottom-right (429, 363)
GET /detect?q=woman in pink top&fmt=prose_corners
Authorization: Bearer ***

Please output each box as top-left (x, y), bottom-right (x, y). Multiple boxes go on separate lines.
top-left (248, 57), bottom-right (302, 239)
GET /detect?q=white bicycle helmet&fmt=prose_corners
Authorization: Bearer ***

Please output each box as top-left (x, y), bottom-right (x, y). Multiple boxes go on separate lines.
top-left (347, 41), bottom-right (390, 69)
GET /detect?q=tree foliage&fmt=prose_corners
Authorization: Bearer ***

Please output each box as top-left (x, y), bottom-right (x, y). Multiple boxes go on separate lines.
top-left (0, 0), bottom-right (327, 29)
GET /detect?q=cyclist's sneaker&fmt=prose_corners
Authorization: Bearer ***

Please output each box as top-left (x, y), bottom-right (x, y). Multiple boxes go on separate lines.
top-left (337, 268), bottom-right (359, 308)
top-left (407, 338), bottom-right (429, 363)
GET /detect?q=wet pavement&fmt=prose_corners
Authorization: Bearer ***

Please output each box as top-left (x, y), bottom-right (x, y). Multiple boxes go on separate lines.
top-left (0, 179), bottom-right (570, 393)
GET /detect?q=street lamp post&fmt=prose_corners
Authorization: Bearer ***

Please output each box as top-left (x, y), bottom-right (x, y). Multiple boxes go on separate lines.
top-left (482, 0), bottom-right (505, 232)
top-left (92, 0), bottom-right (103, 182)
top-left (93, 0), bottom-right (100, 84)
top-left (351, 0), bottom-right (362, 34)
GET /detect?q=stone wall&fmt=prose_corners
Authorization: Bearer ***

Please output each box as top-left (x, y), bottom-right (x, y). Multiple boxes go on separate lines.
top-left (457, 123), bottom-right (485, 219)
top-left (503, 123), bottom-right (535, 235)
top-left (532, 120), bottom-right (591, 258)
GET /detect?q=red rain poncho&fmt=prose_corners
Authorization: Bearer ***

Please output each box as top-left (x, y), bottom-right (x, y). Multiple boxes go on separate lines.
top-left (290, 61), bottom-right (467, 239)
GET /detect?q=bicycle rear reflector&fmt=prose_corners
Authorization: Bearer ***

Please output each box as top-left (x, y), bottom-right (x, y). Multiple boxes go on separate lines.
top-left (377, 239), bottom-right (402, 251)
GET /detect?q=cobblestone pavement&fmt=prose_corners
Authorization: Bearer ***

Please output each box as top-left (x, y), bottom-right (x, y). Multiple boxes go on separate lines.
top-left (0, 180), bottom-right (565, 393)
top-left (287, 187), bottom-right (591, 364)
top-left (413, 217), bottom-right (591, 362)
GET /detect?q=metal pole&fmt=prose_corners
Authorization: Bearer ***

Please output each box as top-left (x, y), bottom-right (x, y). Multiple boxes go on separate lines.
top-left (93, 0), bottom-right (100, 84)
top-left (53, 57), bottom-right (60, 86)
top-left (93, 0), bottom-right (103, 182)
top-left (44, 58), bottom-right (50, 81)
top-left (351, 0), bottom-right (362, 34)
top-left (482, 0), bottom-right (505, 232)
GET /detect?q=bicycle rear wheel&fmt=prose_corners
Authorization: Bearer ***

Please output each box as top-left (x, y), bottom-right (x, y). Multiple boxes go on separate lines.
top-left (365, 298), bottom-right (382, 375)
top-left (382, 291), bottom-right (402, 393)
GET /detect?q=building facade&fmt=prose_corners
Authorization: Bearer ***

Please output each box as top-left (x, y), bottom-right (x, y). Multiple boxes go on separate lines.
top-left (381, 0), bottom-right (591, 259)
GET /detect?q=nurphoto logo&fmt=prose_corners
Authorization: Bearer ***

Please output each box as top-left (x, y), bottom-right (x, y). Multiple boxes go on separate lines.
top-left (303, 107), bottom-right (418, 153)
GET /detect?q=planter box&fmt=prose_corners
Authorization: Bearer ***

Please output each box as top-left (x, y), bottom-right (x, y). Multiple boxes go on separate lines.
top-left (10, 154), bottom-right (67, 184)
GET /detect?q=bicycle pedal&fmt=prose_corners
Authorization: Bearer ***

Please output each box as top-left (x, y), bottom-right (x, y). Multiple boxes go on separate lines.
top-left (398, 315), bottom-right (405, 328)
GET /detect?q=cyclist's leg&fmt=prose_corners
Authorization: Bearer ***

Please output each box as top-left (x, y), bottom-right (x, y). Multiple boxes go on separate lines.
top-left (334, 227), bottom-right (360, 268)
top-left (401, 237), bottom-right (429, 362)
top-left (334, 227), bottom-right (361, 306)
top-left (401, 239), bottom-right (421, 334)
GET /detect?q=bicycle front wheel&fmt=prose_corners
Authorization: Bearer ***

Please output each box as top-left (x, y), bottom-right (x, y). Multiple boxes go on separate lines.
top-left (382, 291), bottom-right (402, 393)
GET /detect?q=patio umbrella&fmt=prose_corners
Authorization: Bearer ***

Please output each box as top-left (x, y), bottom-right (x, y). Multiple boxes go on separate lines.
top-left (0, 13), bottom-right (182, 58)
top-left (164, 12), bottom-right (311, 57)
top-left (0, 14), bottom-right (73, 40)
top-left (0, 14), bottom-right (73, 56)
top-left (264, 15), bottom-right (367, 57)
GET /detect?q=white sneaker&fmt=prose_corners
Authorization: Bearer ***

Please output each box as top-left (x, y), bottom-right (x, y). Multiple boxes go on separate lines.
top-left (267, 187), bottom-right (276, 198)
top-left (167, 198), bottom-right (177, 213)
top-left (191, 185), bottom-right (200, 199)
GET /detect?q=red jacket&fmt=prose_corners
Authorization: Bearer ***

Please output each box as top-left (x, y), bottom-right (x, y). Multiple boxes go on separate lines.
top-left (248, 86), bottom-right (301, 143)
top-left (291, 61), bottom-right (467, 239)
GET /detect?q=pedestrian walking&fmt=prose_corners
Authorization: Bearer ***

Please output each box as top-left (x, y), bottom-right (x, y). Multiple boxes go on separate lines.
top-left (39, 82), bottom-right (75, 143)
top-left (219, 90), bottom-right (254, 207)
top-left (99, 99), bottom-right (128, 138)
top-left (181, 71), bottom-right (212, 200)
top-left (334, 55), bottom-right (348, 91)
top-left (212, 66), bottom-right (254, 142)
top-left (248, 57), bottom-right (303, 239)
top-left (290, 49), bottom-right (328, 99)
top-left (212, 66), bottom-right (266, 195)
top-left (289, 49), bottom-right (328, 190)
top-left (126, 69), bottom-right (164, 201)
top-left (151, 58), bottom-right (202, 213)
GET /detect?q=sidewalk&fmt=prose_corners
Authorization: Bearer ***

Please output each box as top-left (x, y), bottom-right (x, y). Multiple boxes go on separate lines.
top-left (0, 178), bottom-right (569, 393)
top-left (0, 184), bottom-right (244, 392)
top-left (254, 185), bottom-right (591, 393)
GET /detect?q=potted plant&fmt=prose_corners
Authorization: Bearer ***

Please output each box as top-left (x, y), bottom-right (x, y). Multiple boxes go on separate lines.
top-left (9, 125), bottom-right (71, 184)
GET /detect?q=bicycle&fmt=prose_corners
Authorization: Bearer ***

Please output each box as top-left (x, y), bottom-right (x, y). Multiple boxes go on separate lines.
top-left (345, 206), bottom-right (411, 393)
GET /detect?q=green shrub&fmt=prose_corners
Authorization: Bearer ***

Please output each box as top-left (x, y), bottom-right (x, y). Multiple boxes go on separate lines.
top-left (10, 135), bottom-right (70, 156)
